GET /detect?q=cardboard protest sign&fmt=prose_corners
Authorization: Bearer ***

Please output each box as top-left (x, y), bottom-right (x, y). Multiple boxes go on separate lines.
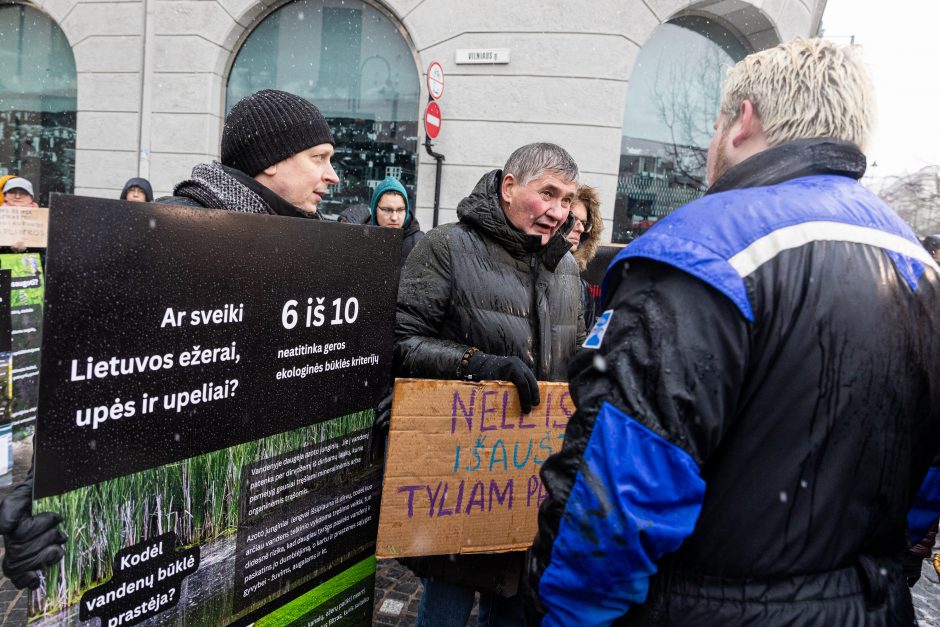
top-left (0, 205), bottom-right (48, 247)
top-left (0, 252), bottom-right (44, 433)
top-left (376, 379), bottom-right (573, 558)
top-left (30, 195), bottom-right (401, 626)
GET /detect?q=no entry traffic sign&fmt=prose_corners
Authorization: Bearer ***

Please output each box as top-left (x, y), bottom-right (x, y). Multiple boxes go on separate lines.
top-left (427, 61), bottom-right (445, 100)
top-left (425, 101), bottom-right (442, 139)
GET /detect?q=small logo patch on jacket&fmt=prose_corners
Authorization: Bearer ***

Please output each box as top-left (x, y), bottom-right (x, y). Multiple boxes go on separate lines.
top-left (583, 310), bottom-right (613, 349)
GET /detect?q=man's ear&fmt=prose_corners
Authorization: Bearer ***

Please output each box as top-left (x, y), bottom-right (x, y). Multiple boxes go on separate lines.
top-left (262, 163), bottom-right (277, 177)
top-left (500, 173), bottom-right (515, 205)
top-left (731, 99), bottom-right (762, 148)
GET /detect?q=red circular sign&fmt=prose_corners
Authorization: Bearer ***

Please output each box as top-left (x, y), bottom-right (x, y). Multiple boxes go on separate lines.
top-left (425, 101), bottom-right (442, 139)
top-left (427, 61), bottom-right (445, 100)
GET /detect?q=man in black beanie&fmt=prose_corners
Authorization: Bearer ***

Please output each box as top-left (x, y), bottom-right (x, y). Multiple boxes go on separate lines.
top-left (159, 89), bottom-right (338, 217)
top-left (0, 89), bottom-right (341, 592)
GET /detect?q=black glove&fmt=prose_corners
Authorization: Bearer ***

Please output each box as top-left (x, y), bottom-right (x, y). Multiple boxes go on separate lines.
top-left (903, 551), bottom-right (923, 588)
top-left (559, 209), bottom-right (576, 239)
top-left (369, 392), bottom-right (393, 465)
top-left (523, 547), bottom-right (547, 626)
top-left (463, 352), bottom-right (540, 414)
top-left (0, 475), bottom-right (67, 590)
top-left (903, 520), bottom-right (939, 587)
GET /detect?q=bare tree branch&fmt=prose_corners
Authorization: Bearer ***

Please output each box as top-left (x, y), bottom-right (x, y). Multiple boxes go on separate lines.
top-left (649, 44), bottom-right (725, 187)
top-left (878, 166), bottom-right (940, 236)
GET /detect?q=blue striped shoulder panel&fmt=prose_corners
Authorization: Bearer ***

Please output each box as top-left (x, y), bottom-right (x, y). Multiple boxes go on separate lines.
top-left (603, 175), bottom-right (938, 322)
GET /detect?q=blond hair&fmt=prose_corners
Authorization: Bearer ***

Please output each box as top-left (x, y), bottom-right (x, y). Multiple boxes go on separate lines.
top-left (573, 184), bottom-right (603, 271)
top-left (720, 38), bottom-right (875, 150)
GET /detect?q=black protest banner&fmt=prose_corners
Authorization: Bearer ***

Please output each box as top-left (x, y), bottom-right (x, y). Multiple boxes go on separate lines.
top-left (31, 195), bottom-right (400, 626)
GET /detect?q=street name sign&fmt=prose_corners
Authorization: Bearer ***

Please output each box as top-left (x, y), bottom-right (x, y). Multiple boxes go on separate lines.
top-left (455, 48), bottom-right (510, 64)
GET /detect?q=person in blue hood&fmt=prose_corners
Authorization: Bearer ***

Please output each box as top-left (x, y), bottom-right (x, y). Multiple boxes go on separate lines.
top-left (119, 177), bottom-right (153, 202)
top-left (338, 176), bottom-right (423, 265)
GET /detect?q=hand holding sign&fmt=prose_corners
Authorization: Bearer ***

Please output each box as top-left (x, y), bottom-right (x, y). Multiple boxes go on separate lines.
top-left (377, 379), bottom-right (573, 558)
top-left (0, 475), bottom-right (66, 590)
top-left (462, 353), bottom-right (540, 414)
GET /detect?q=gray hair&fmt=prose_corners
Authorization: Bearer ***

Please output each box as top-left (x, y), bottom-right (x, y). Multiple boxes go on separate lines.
top-left (503, 142), bottom-right (579, 186)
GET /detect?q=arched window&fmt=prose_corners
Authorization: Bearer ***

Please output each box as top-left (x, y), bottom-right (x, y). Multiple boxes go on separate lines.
top-left (0, 4), bottom-right (77, 206)
top-left (227, 0), bottom-right (420, 220)
top-left (613, 16), bottom-right (748, 243)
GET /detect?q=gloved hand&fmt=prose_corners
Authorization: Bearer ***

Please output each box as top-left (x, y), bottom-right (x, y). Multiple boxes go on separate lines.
top-left (903, 548), bottom-right (924, 587)
top-left (369, 393), bottom-right (393, 465)
top-left (0, 477), bottom-right (67, 590)
top-left (904, 521), bottom-right (939, 587)
top-left (463, 352), bottom-right (540, 414)
top-left (558, 209), bottom-right (576, 239)
top-left (523, 546), bottom-right (547, 627)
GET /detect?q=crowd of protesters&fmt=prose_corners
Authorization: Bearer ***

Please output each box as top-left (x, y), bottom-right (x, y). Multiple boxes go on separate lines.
top-left (1, 36), bottom-right (939, 627)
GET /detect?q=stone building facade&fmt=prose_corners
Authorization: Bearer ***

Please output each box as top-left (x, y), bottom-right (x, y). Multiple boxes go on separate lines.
top-left (2, 0), bottom-right (826, 238)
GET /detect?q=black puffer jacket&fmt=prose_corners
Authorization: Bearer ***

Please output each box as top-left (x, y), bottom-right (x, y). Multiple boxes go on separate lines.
top-left (394, 169), bottom-right (583, 594)
top-left (338, 203), bottom-right (425, 265)
top-left (396, 169), bottom-right (584, 383)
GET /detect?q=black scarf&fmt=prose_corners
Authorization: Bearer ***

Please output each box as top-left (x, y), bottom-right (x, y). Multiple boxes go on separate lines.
top-left (174, 161), bottom-right (320, 219)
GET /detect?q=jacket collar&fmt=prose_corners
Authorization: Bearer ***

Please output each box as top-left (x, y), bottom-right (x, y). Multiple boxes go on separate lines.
top-left (706, 138), bottom-right (867, 195)
top-left (175, 161), bottom-right (320, 218)
top-left (403, 213), bottom-right (421, 237)
top-left (224, 165), bottom-right (321, 219)
top-left (456, 169), bottom-right (574, 271)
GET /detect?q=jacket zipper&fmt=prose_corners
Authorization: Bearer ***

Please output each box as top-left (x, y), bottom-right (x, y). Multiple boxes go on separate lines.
top-left (529, 254), bottom-right (541, 379)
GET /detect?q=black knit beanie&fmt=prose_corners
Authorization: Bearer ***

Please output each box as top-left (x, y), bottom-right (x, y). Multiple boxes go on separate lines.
top-left (221, 89), bottom-right (334, 177)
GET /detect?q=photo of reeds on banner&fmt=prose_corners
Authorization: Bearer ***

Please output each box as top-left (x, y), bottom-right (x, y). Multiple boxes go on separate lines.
top-left (29, 195), bottom-right (401, 626)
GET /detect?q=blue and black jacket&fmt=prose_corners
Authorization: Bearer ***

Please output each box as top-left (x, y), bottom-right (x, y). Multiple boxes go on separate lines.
top-left (528, 139), bottom-right (940, 626)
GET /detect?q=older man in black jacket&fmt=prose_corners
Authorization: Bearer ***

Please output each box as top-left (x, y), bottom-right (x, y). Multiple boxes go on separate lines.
top-left (395, 142), bottom-right (584, 626)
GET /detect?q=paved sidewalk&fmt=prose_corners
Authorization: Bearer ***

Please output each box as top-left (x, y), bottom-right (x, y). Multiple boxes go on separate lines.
top-left (372, 558), bottom-right (940, 627)
top-left (914, 554), bottom-right (940, 626)
top-left (372, 559), bottom-right (480, 626)
top-left (371, 560), bottom-right (423, 625)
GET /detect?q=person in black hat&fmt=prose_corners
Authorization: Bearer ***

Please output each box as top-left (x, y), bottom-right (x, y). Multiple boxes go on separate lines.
top-left (158, 89), bottom-right (339, 217)
top-left (0, 89), bottom-right (342, 592)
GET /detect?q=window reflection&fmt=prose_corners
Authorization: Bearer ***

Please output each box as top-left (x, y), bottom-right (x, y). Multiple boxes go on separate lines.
top-left (227, 0), bottom-right (420, 220)
top-left (614, 18), bottom-right (747, 243)
top-left (0, 4), bottom-right (77, 206)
